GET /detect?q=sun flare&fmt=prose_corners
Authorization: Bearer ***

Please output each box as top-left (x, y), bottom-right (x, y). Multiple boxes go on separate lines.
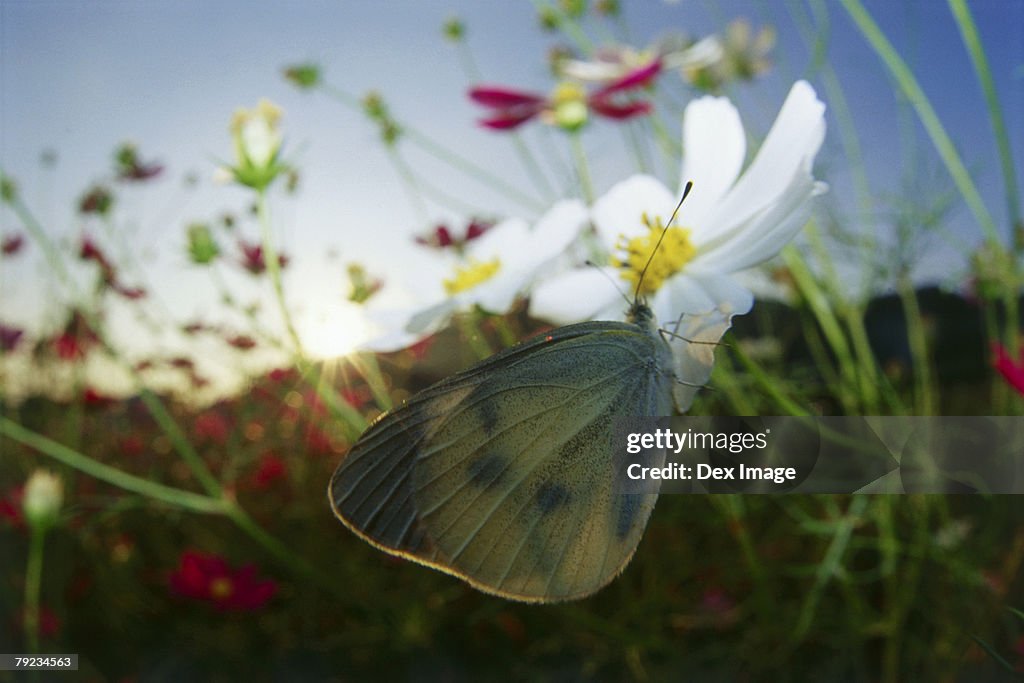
top-left (300, 303), bottom-right (373, 360)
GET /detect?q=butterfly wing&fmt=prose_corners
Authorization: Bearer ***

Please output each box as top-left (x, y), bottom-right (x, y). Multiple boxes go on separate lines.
top-left (329, 320), bottom-right (674, 602)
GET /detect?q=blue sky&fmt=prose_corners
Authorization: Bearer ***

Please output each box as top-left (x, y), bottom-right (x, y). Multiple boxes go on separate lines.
top-left (1, 0), bottom-right (1022, 394)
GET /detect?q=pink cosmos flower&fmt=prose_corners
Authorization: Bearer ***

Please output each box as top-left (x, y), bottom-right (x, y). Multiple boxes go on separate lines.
top-left (993, 343), bottom-right (1024, 395)
top-left (238, 238), bottom-right (288, 275)
top-left (1, 233), bottom-right (24, 255)
top-left (169, 550), bottom-right (277, 611)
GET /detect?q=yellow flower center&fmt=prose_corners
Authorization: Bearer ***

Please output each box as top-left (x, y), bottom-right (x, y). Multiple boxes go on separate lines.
top-left (550, 82), bottom-right (588, 131)
top-left (210, 577), bottom-right (234, 600)
top-left (443, 258), bottom-right (501, 295)
top-left (614, 212), bottom-right (696, 296)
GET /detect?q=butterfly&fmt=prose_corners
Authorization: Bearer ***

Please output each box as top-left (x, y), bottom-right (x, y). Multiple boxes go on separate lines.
top-left (329, 183), bottom-right (698, 603)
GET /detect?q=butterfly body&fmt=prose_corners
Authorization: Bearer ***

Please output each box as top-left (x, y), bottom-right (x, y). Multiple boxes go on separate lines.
top-left (329, 300), bottom-right (676, 602)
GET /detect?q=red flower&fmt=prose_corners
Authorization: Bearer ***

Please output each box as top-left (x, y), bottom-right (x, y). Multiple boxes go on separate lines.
top-left (993, 343), bottom-right (1024, 395)
top-left (226, 334), bottom-right (256, 351)
top-left (469, 59), bottom-right (661, 131)
top-left (113, 283), bottom-right (147, 300)
top-left (250, 452), bottom-right (288, 490)
top-left (0, 323), bottom-right (24, 352)
top-left (120, 435), bottom-right (146, 457)
top-left (194, 411), bottom-right (231, 444)
top-left (238, 239), bottom-right (288, 275)
top-left (415, 219), bottom-right (493, 250)
top-left (114, 143), bottom-right (164, 181)
top-left (2, 233), bottom-right (24, 255)
top-left (267, 367), bottom-right (297, 383)
top-left (83, 386), bottom-right (113, 407)
top-left (15, 605), bottom-right (61, 639)
top-left (0, 486), bottom-right (24, 528)
top-left (169, 550), bottom-right (277, 611)
top-left (50, 310), bottom-right (98, 362)
top-left (79, 185), bottom-right (114, 215)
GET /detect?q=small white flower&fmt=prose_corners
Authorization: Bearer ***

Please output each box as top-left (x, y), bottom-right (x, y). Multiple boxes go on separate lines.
top-left (364, 200), bottom-right (588, 352)
top-left (223, 98), bottom-right (286, 190)
top-left (22, 469), bottom-right (63, 530)
top-left (530, 80), bottom-right (827, 409)
top-left (559, 37), bottom-right (722, 85)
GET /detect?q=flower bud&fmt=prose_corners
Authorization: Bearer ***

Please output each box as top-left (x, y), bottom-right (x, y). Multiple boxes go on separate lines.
top-left (22, 470), bottom-right (62, 530)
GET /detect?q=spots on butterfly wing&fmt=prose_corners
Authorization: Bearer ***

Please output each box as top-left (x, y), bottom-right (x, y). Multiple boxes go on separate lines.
top-left (467, 453), bottom-right (507, 489)
top-left (535, 482), bottom-right (571, 514)
top-left (476, 398), bottom-right (501, 435)
top-left (616, 495), bottom-right (641, 539)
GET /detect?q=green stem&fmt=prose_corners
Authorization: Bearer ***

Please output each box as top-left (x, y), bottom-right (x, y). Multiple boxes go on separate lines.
top-left (0, 417), bottom-right (226, 514)
top-left (947, 0), bottom-right (1021, 237)
top-left (223, 501), bottom-right (348, 599)
top-left (350, 352), bottom-right (393, 412)
top-left (783, 247), bottom-right (859, 411)
top-left (792, 496), bottom-right (868, 642)
top-left (24, 526), bottom-right (45, 653)
top-left (257, 190), bottom-right (305, 356)
top-left (727, 338), bottom-right (810, 416)
top-left (568, 133), bottom-right (594, 203)
top-left (459, 311), bottom-right (494, 360)
top-left (896, 275), bottom-right (935, 415)
top-left (138, 389), bottom-right (223, 496)
top-left (840, 0), bottom-right (1000, 245)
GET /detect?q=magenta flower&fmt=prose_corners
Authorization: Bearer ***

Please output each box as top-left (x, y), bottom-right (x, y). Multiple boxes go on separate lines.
top-left (415, 218), bottom-right (493, 250)
top-left (238, 238), bottom-right (288, 275)
top-left (2, 233), bottom-right (24, 255)
top-left (993, 343), bottom-right (1024, 395)
top-left (0, 323), bottom-right (24, 352)
top-left (469, 59), bottom-right (661, 131)
top-left (169, 550), bottom-right (277, 611)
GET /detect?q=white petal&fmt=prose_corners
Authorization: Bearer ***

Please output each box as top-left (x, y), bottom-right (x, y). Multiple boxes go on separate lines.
top-left (471, 268), bottom-right (529, 313)
top-left (406, 299), bottom-right (458, 336)
top-left (680, 95), bottom-right (745, 233)
top-left (652, 272), bottom-right (752, 321)
top-left (528, 267), bottom-right (623, 324)
top-left (469, 217), bottom-right (530, 261)
top-left (693, 172), bottom-right (820, 273)
top-left (528, 199), bottom-right (589, 257)
top-left (696, 81), bottom-right (825, 253)
top-left (667, 308), bottom-right (735, 412)
top-left (592, 175), bottom-right (677, 249)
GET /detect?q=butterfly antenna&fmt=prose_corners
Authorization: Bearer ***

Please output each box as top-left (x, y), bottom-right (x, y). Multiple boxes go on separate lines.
top-left (634, 181), bottom-right (694, 302)
top-left (585, 259), bottom-right (633, 308)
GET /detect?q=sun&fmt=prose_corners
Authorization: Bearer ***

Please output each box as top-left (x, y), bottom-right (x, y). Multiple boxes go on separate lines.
top-left (300, 303), bottom-right (374, 360)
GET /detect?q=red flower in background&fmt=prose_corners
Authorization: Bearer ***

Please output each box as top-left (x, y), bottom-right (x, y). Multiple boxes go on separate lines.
top-left (993, 343), bottom-right (1024, 395)
top-left (83, 386), bottom-right (113, 408)
top-left (250, 452), bottom-right (288, 490)
top-left (0, 486), bottom-right (24, 528)
top-left (226, 334), bottom-right (257, 351)
top-left (51, 310), bottom-right (99, 361)
top-left (15, 605), bottom-right (61, 639)
top-left (2, 233), bottom-right (24, 255)
top-left (169, 550), bottom-right (277, 611)
top-left (1, 323), bottom-right (24, 352)
top-left (415, 218), bottom-right (493, 250)
top-left (194, 411), bottom-right (231, 444)
top-left (114, 142), bottom-right (164, 181)
top-left (238, 239), bottom-right (288, 275)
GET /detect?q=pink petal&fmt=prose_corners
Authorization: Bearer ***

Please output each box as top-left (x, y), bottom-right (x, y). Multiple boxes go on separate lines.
top-left (589, 97), bottom-right (651, 120)
top-left (478, 110), bottom-right (539, 130)
top-left (596, 59), bottom-right (662, 95)
top-left (469, 86), bottom-right (546, 108)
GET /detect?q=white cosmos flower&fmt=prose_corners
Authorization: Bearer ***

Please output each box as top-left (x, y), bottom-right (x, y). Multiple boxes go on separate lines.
top-left (529, 80), bottom-right (827, 410)
top-left (364, 200), bottom-right (588, 352)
